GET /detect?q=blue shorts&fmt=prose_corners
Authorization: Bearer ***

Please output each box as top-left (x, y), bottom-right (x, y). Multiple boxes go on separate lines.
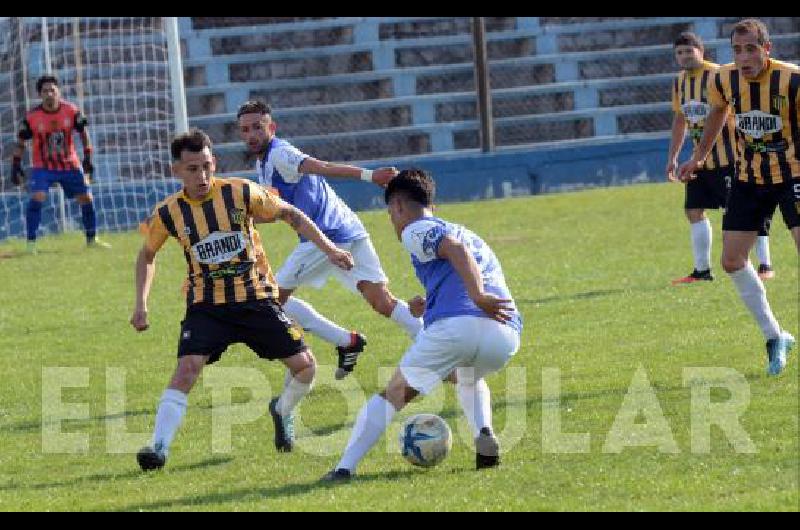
top-left (29, 168), bottom-right (89, 199)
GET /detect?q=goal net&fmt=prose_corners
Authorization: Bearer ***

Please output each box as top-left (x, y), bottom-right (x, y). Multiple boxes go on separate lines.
top-left (0, 17), bottom-right (181, 241)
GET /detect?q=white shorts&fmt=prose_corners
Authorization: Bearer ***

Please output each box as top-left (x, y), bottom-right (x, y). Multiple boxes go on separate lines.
top-left (399, 316), bottom-right (521, 395)
top-left (275, 237), bottom-right (389, 293)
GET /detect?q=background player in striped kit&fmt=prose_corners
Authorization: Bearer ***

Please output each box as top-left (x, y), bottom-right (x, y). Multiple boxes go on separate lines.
top-left (678, 19), bottom-right (798, 376)
top-left (666, 32), bottom-right (774, 284)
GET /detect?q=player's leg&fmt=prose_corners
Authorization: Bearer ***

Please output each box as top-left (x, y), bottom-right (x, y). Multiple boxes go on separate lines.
top-left (342, 237), bottom-right (422, 337)
top-left (324, 319), bottom-right (460, 481)
top-left (240, 297), bottom-right (316, 452)
top-left (269, 348), bottom-right (317, 452)
top-left (65, 169), bottom-right (109, 248)
top-left (138, 353), bottom-right (210, 471)
top-left (323, 368), bottom-right (418, 482)
top-left (450, 317), bottom-right (520, 469)
top-left (276, 246), bottom-right (365, 378)
top-left (723, 182), bottom-right (792, 375)
top-left (673, 173), bottom-right (714, 284)
top-left (755, 206), bottom-right (776, 279)
top-left (25, 169), bottom-right (51, 252)
top-left (280, 287), bottom-right (362, 352)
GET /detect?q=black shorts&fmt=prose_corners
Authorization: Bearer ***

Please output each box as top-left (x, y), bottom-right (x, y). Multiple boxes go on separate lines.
top-left (685, 167), bottom-right (731, 210)
top-left (177, 298), bottom-right (306, 364)
top-left (722, 178), bottom-right (800, 232)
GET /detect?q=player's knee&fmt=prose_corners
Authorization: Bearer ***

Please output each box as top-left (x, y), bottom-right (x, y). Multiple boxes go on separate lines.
top-left (171, 358), bottom-right (204, 391)
top-left (76, 193), bottom-right (92, 205)
top-left (721, 255), bottom-right (745, 274)
top-left (290, 350), bottom-right (316, 384)
top-left (278, 289), bottom-right (293, 306)
top-left (30, 192), bottom-right (46, 203)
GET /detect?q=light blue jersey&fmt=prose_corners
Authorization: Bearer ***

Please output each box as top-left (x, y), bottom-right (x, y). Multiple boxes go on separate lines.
top-left (256, 137), bottom-right (367, 243)
top-left (402, 216), bottom-right (522, 333)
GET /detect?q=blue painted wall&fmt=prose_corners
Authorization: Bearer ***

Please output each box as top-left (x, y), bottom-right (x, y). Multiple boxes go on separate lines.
top-left (0, 134), bottom-right (689, 240)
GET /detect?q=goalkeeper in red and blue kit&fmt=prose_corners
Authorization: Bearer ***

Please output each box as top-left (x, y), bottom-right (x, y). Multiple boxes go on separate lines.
top-left (10, 74), bottom-right (110, 252)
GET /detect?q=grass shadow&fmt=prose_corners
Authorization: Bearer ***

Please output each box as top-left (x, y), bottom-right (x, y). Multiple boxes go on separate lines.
top-left (0, 456), bottom-right (233, 492)
top-left (112, 467), bottom-right (468, 511)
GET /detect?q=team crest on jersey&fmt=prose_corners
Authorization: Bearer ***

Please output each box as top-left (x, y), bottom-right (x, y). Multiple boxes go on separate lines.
top-left (771, 95), bottom-right (787, 112)
top-left (192, 231), bottom-right (246, 265)
top-left (421, 226), bottom-right (444, 258)
top-left (681, 101), bottom-right (710, 125)
top-left (183, 226), bottom-right (192, 235)
top-left (229, 207), bottom-right (245, 226)
top-left (736, 110), bottom-right (782, 139)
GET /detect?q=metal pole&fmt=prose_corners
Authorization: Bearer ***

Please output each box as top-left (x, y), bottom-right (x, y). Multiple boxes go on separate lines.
top-left (72, 18), bottom-right (85, 111)
top-left (41, 17), bottom-right (52, 74)
top-left (164, 17), bottom-right (188, 134)
top-left (472, 17), bottom-right (494, 152)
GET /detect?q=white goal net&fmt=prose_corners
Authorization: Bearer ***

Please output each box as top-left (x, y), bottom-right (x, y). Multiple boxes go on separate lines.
top-left (0, 17), bottom-right (180, 241)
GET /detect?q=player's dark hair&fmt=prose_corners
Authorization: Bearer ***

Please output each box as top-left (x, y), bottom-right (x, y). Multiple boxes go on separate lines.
top-left (384, 168), bottom-right (436, 207)
top-left (36, 74), bottom-right (59, 94)
top-left (674, 32), bottom-right (703, 50)
top-left (731, 18), bottom-right (770, 46)
top-left (237, 100), bottom-right (272, 120)
top-left (171, 128), bottom-right (213, 160)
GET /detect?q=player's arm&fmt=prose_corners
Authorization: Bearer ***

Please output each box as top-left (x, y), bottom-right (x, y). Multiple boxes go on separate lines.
top-left (275, 201), bottom-right (354, 271)
top-left (250, 183), bottom-right (353, 271)
top-left (11, 120), bottom-right (32, 185)
top-left (298, 157), bottom-right (398, 187)
top-left (666, 113), bottom-right (688, 182)
top-left (677, 104), bottom-right (728, 182)
top-left (437, 236), bottom-right (513, 323)
top-left (74, 111), bottom-right (93, 177)
top-left (131, 213), bottom-right (168, 332)
top-left (131, 245), bottom-right (157, 332)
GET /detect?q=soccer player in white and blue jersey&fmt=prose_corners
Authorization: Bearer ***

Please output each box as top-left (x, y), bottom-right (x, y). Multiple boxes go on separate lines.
top-left (238, 101), bottom-right (423, 385)
top-left (322, 168), bottom-right (523, 482)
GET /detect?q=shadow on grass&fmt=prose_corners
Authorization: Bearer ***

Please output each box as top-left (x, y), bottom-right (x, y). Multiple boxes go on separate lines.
top-left (0, 456), bottom-right (233, 492)
top-left (112, 467), bottom-right (469, 511)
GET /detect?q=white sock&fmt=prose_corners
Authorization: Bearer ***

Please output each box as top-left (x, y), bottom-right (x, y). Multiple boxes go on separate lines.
top-left (690, 218), bottom-right (712, 271)
top-left (277, 376), bottom-right (312, 418)
top-left (283, 297), bottom-right (352, 347)
top-left (457, 378), bottom-right (493, 438)
top-left (729, 263), bottom-right (781, 341)
top-left (391, 300), bottom-right (423, 338)
top-left (152, 388), bottom-right (188, 454)
top-left (336, 394), bottom-right (396, 472)
top-left (755, 236), bottom-right (771, 267)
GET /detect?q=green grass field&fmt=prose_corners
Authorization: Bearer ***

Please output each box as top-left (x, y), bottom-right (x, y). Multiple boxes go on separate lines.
top-left (0, 181), bottom-right (797, 511)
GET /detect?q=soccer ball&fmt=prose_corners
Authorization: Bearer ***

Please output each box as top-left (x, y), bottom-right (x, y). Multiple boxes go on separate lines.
top-left (399, 413), bottom-right (452, 467)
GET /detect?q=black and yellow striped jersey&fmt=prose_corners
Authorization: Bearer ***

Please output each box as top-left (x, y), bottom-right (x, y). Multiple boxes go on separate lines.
top-left (144, 177), bottom-right (281, 305)
top-left (708, 59), bottom-right (800, 185)
top-left (672, 60), bottom-right (737, 171)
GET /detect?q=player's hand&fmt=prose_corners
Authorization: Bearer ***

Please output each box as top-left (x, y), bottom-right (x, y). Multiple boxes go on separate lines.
top-left (666, 158), bottom-right (679, 182)
top-left (82, 156), bottom-right (94, 180)
top-left (408, 295), bottom-right (426, 318)
top-left (130, 309), bottom-right (149, 332)
top-left (371, 167), bottom-right (399, 188)
top-left (11, 158), bottom-right (25, 186)
top-left (472, 292), bottom-right (514, 323)
top-left (677, 159), bottom-right (701, 183)
top-left (327, 248), bottom-right (354, 271)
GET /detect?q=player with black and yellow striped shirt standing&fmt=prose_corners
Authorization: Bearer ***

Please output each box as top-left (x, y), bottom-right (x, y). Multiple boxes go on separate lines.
top-left (667, 32), bottom-right (774, 285)
top-left (678, 19), bottom-right (798, 376)
top-left (130, 129), bottom-right (354, 470)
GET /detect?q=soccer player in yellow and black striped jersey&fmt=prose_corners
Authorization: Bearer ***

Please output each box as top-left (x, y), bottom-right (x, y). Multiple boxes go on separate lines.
top-left (678, 19), bottom-right (797, 376)
top-left (130, 129), bottom-right (354, 470)
top-left (667, 31), bottom-right (773, 285)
